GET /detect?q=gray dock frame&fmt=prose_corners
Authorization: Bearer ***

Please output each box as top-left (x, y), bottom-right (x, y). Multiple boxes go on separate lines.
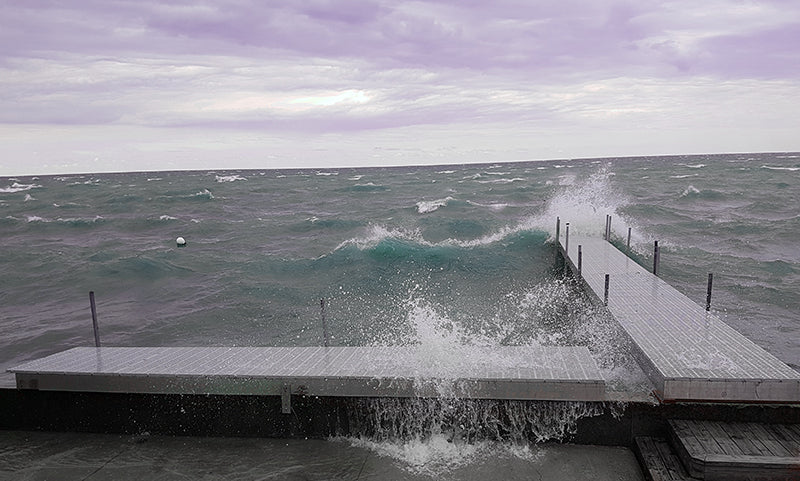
top-left (559, 234), bottom-right (800, 403)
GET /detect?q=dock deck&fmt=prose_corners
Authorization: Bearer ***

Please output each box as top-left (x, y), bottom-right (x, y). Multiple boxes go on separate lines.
top-left (560, 234), bottom-right (800, 403)
top-left (8, 345), bottom-right (606, 401)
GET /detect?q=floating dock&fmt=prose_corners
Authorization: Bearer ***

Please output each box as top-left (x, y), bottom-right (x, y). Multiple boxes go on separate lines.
top-left (559, 234), bottom-right (800, 403)
top-left (8, 345), bottom-right (606, 403)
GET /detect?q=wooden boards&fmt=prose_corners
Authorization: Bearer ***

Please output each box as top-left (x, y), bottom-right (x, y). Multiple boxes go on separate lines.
top-left (668, 419), bottom-right (800, 481)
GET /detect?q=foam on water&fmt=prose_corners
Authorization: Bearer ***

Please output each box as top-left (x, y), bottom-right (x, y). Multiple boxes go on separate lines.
top-left (215, 174), bottom-right (247, 182)
top-left (0, 182), bottom-right (42, 193)
top-left (416, 196), bottom-right (454, 214)
top-left (339, 398), bottom-right (610, 475)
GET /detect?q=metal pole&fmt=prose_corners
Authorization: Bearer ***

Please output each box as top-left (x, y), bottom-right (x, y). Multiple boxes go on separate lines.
top-left (607, 215), bottom-right (612, 240)
top-left (604, 274), bottom-right (610, 306)
top-left (555, 217), bottom-right (560, 244)
top-left (653, 241), bottom-right (660, 276)
top-left (320, 298), bottom-right (329, 347)
top-left (627, 227), bottom-right (631, 251)
top-left (89, 291), bottom-right (100, 347)
top-left (577, 245), bottom-right (582, 275)
top-left (604, 215), bottom-right (608, 240)
top-left (706, 273), bottom-right (713, 311)
top-left (565, 223), bottom-right (570, 257)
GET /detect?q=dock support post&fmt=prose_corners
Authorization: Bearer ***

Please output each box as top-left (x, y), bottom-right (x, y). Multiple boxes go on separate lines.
top-left (605, 215), bottom-right (612, 240)
top-left (578, 245), bottom-right (582, 275)
top-left (89, 291), bottom-right (100, 347)
top-left (320, 298), bottom-right (330, 347)
top-left (706, 273), bottom-right (713, 311)
top-left (555, 217), bottom-right (560, 243)
top-left (604, 274), bottom-right (610, 306)
top-left (653, 241), bottom-right (660, 276)
top-left (565, 223), bottom-right (570, 258)
top-left (627, 228), bottom-right (631, 252)
top-left (281, 383), bottom-right (291, 414)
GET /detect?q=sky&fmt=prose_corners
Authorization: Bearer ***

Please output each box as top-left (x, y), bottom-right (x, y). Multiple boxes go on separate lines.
top-left (1, 0), bottom-right (799, 175)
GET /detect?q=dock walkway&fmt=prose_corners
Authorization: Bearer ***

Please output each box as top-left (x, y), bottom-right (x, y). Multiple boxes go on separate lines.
top-left (560, 234), bottom-right (800, 403)
top-left (8, 345), bottom-right (606, 402)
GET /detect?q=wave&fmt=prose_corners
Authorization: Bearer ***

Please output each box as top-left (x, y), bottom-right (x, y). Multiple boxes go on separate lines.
top-left (0, 182), bottom-right (42, 193)
top-left (680, 163), bottom-right (706, 169)
top-left (466, 200), bottom-right (508, 211)
top-left (761, 165), bottom-right (800, 172)
top-left (344, 183), bottom-right (388, 192)
top-left (417, 197), bottom-right (454, 214)
top-left (476, 178), bottom-right (525, 184)
top-left (56, 216), bottom-right (105, 227)
top-left (333, 223), bottom-right (550, 256)
top-left (24, 194), bottom-right (35, 201)
top-left (23, 215), bottom-right (105, 226)
top-left (679, 185), bottom-right (725, 199)
top-left (215, 174), bottom-right (247, 182)
top-left (159, 215), bottom-right (178, 221)
top-left (99, 255), bottom-right (193, 280)
top-left (670, 174), bottom-right (698, 179)
top-left (537, 168), bottom-right (633, 238)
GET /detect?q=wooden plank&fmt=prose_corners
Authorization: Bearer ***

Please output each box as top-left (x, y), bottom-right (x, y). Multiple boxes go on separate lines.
top-left (770, 424), bottom-right (800, 453)
top-left (635, 437), bottom-right (689, 481)
top-left (667, 419), bottom-right (708, 478)
top-left (706, 421), bottom-right (743, 456)
top-left (669, 419), bottom-right (705, 458)
top-left (654, 436), bottom-right (691, 480)
top-left (722, 422), bottom-right (765, 456)
top-left (666, 420), bottom-right (800, 481)
top-left (739, 422), bottom-right (785, 457)
top-left (692, 419), bottom-right (725, 456)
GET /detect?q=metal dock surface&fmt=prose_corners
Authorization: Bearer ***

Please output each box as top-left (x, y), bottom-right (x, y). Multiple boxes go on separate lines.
top-left (8, 345), bottom-right (606, 401)
top-left (561, 235), bottom-right (800, 403)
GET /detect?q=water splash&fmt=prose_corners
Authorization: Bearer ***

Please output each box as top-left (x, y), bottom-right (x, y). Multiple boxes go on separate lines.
top-left (339, 398), bottom-right (611, 476)
top-left (535, 168), bottom-right (632, 238)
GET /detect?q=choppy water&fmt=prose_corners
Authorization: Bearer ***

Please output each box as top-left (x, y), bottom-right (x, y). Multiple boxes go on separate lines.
top-left (2, 152), bottom-right (799, 472)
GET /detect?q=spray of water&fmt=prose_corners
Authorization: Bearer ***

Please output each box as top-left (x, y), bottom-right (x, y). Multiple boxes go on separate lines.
top-left (338, 398), bottom-right (608, 476)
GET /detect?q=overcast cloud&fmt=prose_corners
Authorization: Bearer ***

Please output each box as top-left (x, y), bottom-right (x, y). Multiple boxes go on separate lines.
top-left (1, 0), bottom-right (799, 174)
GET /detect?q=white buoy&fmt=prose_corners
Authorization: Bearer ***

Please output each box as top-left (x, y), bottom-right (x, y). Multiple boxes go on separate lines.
top-left (176, 236), bottom-right (186, 247)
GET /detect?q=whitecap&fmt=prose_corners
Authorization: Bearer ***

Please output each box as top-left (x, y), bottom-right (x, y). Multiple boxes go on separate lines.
top-left (193, 189), bottom-right (214, 199)
top-left (416, 197), bottom-right (453, 214)
top-left (436, 170), bottom-right (455, 174)
top-left (159, 215), bottom-right (178, 221)
top-left (147, 177), bottom-right (163, 182)
top-left (316, 171), bottom-right (338, 176)
top-left (681, 185), bottom-right (701, 197)
top-left (760, 165), bottom-right (800, 171)
top-left (670, 174), bottom-right (698, 179)
top-left (24, 194), bottom-right (35, 201)
top-left (26, 215), bottom-right (48, 223)
top-left (215, 174), bottom-right (247, 182)
top-left (0, 182), bottom-right (42, 193)
top-left (348, 175), bottom-right (364, 181)
top-left (467, 200), bottom-right (508, 211)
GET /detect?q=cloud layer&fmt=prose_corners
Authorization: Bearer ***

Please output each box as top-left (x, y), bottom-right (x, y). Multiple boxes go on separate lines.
top-left (1, 0), bottom-right (799, 173)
